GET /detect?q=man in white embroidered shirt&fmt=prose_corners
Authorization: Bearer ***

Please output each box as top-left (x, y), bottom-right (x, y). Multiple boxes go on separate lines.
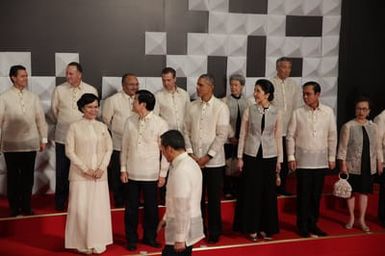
top-left (154, 67), bottom-right (190, 131)
top-left (0, 65), bottom-right (48, 216)
top-left (120, 90), bottom-right (169, 251)
top-left (102, 73), bottom-right (139, 208)
top-left (154, 67), bottom-right (190, 205)
top-left (184, 74), bottom-right (230, 243)
top-left (51, 62), bottom-right (98, 211)
top-left (158, 130), bottom-right (204, 256)
top-left (271, 57), bottom-right (302, 195)
top-left (286, 81), bottom-right (337, 238)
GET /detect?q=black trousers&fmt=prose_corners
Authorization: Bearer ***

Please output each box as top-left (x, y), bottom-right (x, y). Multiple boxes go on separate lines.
top-left (4, 151), bottom-right (37, 215)
top-left (55, 143), bottom-right (71, 210)
top-left (296, 169), bottom-right (326, 233)
top-left (107, 150), bottom-right (125, 207)
top-left (277, 137), bottom-right (289, 192)
top-left (162, 245), bottom-right (193, 256)
top-left (201, 167), bottom-right (223, 238)
top-left (124, 179), bottom-right (158, 244)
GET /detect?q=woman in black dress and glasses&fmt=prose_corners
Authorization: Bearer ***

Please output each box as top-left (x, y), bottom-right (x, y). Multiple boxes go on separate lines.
top-left (337, 97), bottom-right (383, 232)
top-left (235, 79), bottom-right (282, 241)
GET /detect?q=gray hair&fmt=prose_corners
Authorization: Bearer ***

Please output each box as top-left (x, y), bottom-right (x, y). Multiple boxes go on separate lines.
top-left (229, 74), bottom-right (245, 86)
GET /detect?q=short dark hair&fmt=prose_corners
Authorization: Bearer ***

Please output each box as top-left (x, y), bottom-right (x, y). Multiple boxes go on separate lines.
top-left (121, 73), bottom-right (137, 84)
top-left (9, 65), bottom-right (26, 83)
top-left (355, 96), bottom-right (372, 110)
top-left (161, 67), bottom-right (176, 78)
top-left (255, 79), bottom-right (275, 102)
top-left (276, 57), bottom-right (292, 66)
top-left (77, 93), bottom-right (99, 112)
top-left (67, 62), bottom-right (83, 73)
top-left (229, 73), bottom-right (245, 86)
top-left (136, 89), bottom-right (156, 111)
top-left (303, 81), bottom-right (321, 94)
top-left (198, 73), bottom-right (215, 87)
top-left (161, 130), bottom-right (186, 150)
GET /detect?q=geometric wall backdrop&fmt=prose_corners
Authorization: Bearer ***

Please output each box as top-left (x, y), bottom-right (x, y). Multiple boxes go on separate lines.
top-left (0, 0), bottom-right (341, 195)
top-left (146, 0), bottom-right (341, 110)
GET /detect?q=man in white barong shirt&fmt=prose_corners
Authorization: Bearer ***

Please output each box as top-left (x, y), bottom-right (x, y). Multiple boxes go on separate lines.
top-left (120, 89), bottom-right (169, 251)
top-left (271, 57), bottom-right (302, 195)
top-left (102, 73), bottom-right (139, 207)
top-left (183, 74), bottom-right (229, 243)
top-left (51, 62), bottom-right (98, 211)
top-left (287, 81), bottom-right (337, 238)
top-left (158, 130), bottom-right (204, 256)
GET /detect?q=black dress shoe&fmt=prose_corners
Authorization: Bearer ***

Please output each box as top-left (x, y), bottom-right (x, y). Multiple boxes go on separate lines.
top-left (142, 239), bottom-right (161, 248)
top-left (21, 209), bottom-right (34, 216)
top-left (10, 210), bottom-right (21, 217)
top-left (126, 243), bottom-right (137, 251)
top-left (277, 189), bottom-right (292, 196)
top-left (310, 226), bottom-right (327, 237)
top-left (298, 230), bottom-right (310, 238)
top-left (55, 205), bottom-right (65, 211)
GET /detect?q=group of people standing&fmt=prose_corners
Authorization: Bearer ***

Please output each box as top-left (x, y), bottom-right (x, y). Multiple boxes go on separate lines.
top-left (0, 57), bottom-right (384, 255)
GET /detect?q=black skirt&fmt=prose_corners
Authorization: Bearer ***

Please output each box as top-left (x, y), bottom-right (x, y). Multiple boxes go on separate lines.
top-left (348, 126), bottom-right (374, 194)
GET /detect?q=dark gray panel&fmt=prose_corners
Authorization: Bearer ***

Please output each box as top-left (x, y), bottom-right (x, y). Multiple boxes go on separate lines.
top-left (0, 0), bottom-right (167, 91)
top-left (229, 0), bottom-right (268, 14)
top-left (286, 16), bottom-right (323, 37)
top-left (289, 58), bottom-right (303, 77)
top-left (165, 0), bottom-right (208, 55)
top-left (246, 36), bottom-right (266, 77)
top-left (176, 77), bottom-right (187, 90)
top-left (207, 56), bottom-right (227, 98)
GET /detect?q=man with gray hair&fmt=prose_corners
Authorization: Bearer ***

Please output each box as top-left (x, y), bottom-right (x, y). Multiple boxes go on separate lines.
top-left (271, 57), bottom-right (302, 195)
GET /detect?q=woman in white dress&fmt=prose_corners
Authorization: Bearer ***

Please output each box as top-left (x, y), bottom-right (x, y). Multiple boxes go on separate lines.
top-left (65, 93), bottom-right (113, 254)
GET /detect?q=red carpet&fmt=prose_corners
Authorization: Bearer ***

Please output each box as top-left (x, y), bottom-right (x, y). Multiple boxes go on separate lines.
top-left (1, 174), bottom-right (385, 255)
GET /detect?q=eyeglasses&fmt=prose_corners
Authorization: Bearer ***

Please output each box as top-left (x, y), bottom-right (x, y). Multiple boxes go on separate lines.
top-left (356, 108), bottom-right (369, 112)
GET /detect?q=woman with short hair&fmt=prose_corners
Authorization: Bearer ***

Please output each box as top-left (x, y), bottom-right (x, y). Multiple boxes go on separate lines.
top-left (64, 93), bottom-right (113, 254)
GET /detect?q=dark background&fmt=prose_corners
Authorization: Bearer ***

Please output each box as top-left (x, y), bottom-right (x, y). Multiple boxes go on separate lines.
top-left (338, 0), bottom-right (385, 128)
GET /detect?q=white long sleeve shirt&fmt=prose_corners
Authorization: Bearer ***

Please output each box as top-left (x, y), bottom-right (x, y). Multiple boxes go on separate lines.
top-left (51, 81), bottom-right (98, 144)
top-left (120, 112), bottom-right (169, 181)
top-left (271, 76), bottom-right (302, 136)
top-left (0, 87), bottom-right (48, 152)
top-left (102, 91), bottom-right (136, 151)
top-left (154, 87), bottom-right (190, 132)
top-left (286, 103), bottom-right (337, 169)
top-left (163, 152), bottom-right (204, 246)
top-left (184, 96), bottom-right (230, 168)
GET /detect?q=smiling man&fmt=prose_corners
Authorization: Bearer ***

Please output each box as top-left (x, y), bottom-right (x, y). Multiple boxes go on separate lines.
top-left (0, 65), bottom-right (48, 216)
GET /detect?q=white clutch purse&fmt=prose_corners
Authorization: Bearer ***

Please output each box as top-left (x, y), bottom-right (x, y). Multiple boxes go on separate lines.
top-left (333, 173), bottom-right (352, 198)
